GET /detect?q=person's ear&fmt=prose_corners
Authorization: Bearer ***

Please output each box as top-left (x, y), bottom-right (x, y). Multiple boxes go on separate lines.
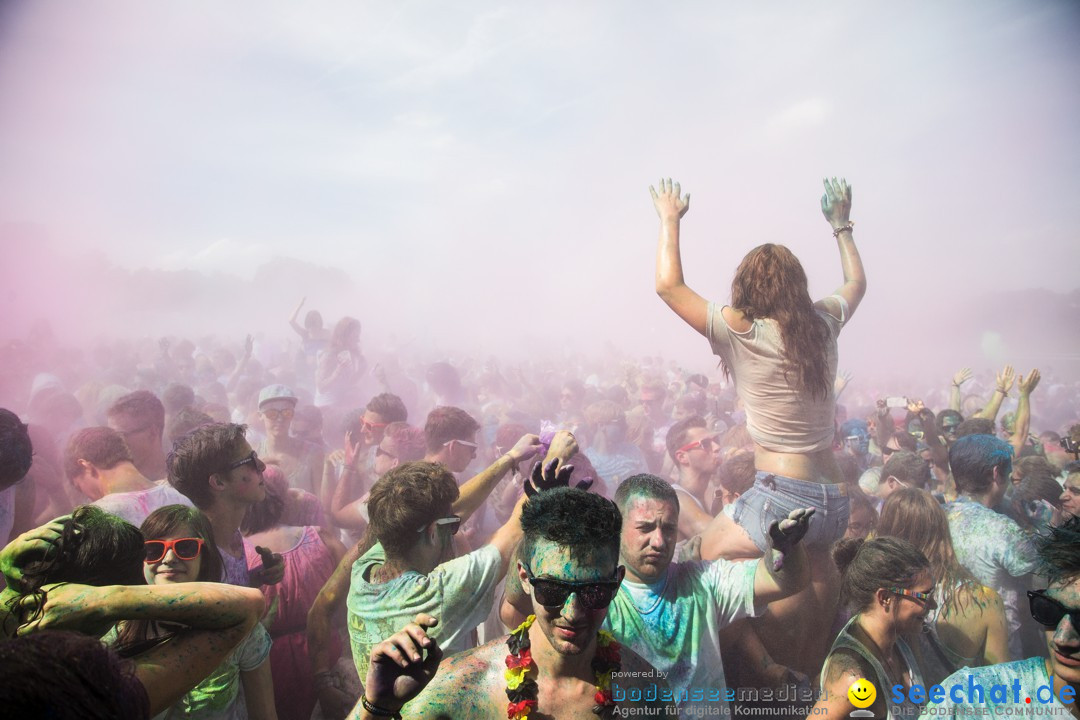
top-left (209, 472), bottom-right (228, 491)
top-left (390, 458), bottom-right (400, 470)
top-left (517, 561), bottom-right (531, 591)
top-left (875, 587), bottom-right (891, 610)
top-left (77, 459), bottom-right (98, 479)
top-left (616, 565), bottom-right (626, 583)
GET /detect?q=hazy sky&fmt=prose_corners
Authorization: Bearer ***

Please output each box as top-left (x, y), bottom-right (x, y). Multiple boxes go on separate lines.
top-left (1, 0), bottom-right (1078, 371)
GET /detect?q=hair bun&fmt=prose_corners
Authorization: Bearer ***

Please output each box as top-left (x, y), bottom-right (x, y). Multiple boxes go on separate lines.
top-left (832, 537), bottom-right (865, 576)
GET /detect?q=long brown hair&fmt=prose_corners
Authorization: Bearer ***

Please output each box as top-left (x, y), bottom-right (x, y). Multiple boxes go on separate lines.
top-left (876, 488), bottom-right (979, 617)
top-left (729, 244), bottom-right (832, 399)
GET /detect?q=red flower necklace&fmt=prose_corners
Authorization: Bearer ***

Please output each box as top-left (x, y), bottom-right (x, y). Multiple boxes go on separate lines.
top-left (505, 615), bottom-right (621, 719)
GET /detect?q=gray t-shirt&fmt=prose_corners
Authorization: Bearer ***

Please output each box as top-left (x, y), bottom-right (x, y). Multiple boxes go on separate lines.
top-left (93, 482), bottom-right (193, 527)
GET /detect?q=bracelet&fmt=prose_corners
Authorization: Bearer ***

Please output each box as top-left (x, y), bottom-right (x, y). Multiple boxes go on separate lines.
top-left (313, 670), bottom-right (335, 689)
top-left (502, 453), bottom-right (520, 475)
top-left (996, 388), bottom-right (1009, 397)
top-left (832, 222), bottom-right (854, 238)
top-left (361, 696), bottom-right (403, 719)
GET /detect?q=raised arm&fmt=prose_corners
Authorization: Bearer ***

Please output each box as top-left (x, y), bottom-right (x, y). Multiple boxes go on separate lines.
top-left (652, 178), bottom-right (708, 336)
top-left (950, 367), bottom-right (973, 412)
top-left (1011, 369), bottom-right (1040, 458)
top-left (289, 297), bottom-right (309, 338)
top-left (753, 508), bottom-right (813, 604)
top-left (452, 434), bottom-right (541, 523)
top-left (309, 542), bottom-right (366, 719)
top-left (817, 178), bottom-right (866, 319)
top-left (974, 365), bottom-right (1015, 421)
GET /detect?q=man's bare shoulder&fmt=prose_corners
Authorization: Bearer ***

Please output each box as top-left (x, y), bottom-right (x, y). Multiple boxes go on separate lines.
top-left (402, 638), bottom-right (504, 720)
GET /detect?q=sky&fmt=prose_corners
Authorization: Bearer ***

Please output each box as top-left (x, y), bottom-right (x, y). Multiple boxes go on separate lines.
top-left (1, 0), bottom-right (1078, 376)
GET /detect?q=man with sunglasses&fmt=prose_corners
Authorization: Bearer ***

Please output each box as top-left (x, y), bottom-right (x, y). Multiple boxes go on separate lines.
top-left (398, 487), bottom-right (676, 719)
top-left (665, 415), bottom-right (722, 541)
top-left (935, 516), bottom-right (1080, 717)
top-left (604, 474), bottom-right (813, 717)
top-left (168, 422), bottom-right (285, 588)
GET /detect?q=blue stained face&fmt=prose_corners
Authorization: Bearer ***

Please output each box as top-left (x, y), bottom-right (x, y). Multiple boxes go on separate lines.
top-left (845, 429), bottom-right (870, 456)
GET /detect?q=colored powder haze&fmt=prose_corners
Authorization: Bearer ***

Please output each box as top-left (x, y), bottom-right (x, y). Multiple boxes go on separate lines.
top-left (1, 0), bottom-right (1078, 379)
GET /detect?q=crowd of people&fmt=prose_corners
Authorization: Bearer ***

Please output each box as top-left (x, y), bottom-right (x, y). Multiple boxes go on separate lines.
top-left (0, 179), bottom-right (1078, 719)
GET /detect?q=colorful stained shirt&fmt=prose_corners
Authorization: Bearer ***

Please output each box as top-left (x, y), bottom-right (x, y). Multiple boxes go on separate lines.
top-left (604, 558), bottom-right (760, 715)
top-left (346, 542), bottom-right (502, 680)
top-left (934, 657), bottom-right (1071, 716)
top-left (92, 482), bottom-right (193, 527)
top-left (155, 623), bottom-right (272, 720)
top-left (945, 496), bottom-right (1039, 659)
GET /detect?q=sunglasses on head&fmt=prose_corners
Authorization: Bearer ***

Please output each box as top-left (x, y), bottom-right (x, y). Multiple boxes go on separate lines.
top-left (144, 537), bottom-right (203, 563)
top-left (416, 515), bottom-right (461, 535)
top-left (225, 451), bottom-right (263, 472)
top-left (1028, 590), bottom-right (1080, 629)
top-left (677, 435), bottom-right (719, 454)
top-left (262, 408), bottom-right (294, 421)
top-left (524, 563), bottom-right (622, 610)
top-left (443, 439), bottom-right (478, 450)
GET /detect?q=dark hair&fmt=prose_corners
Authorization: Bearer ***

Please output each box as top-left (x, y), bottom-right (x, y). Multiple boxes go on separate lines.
top-left (614, 474), bottom-right (679, 514)
top-left (329, 316), bottom-right (361, 351)
top-left (423, 407), bottom-right (479, 453)
top-left (832, 536), bottom-right (929, 612)
top-left (167, 423), bottom-right (249, 509)
top-left (341, 407), bottom-right (366, 437)
top-left (19, 506), bottom-right (144, 593)
top-left (880, 451), bottom-right (932, 491)
top-left (519, 487), bottom-right (621, 570)
top-left (718, 453), bottom-right (756, 496)
top-left (367, 393), bottom-right (408, 423)
top-left (949, 434), bottom-right (1012, 495)
top-left (666, 415), bottom-right (708, 464)
top-left (890, 431), bottom-right (918, 453)
top-left (1013, 456), bottom-right (1058, 483)
top-left (674, 392), bottom-right (707, 419)
top-left (165, 407), bottom-right (214, 446)
top-left (1037, 515), bottom-right (1080, 585)
top-left (107, 390), bottom-right (165, 432)
top-left (0, 631), bottom-right (150, 720)
top-left (729, 243), bottom-right (832, 399)
top-left (63, 427), bottom-right (134, 480)
top-left (955, 417), bottom-right (994, 438)
top-left (162, 383), bottom-right (196, 415)
top-left (367, 462), bottom-right (459, 557)
top-left (937, 409), bottom-right (963, 435)
top-left (0, 408), bottom-right (33, 490)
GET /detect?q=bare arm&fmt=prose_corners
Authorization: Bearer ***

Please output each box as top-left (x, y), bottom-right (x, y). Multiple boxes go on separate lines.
top-left (978, 587), bottom-right (1010, 665)
top-left (225, 335), bottom-right (254, 393)
top-left (651, 179), bottom-right (708, 337)
top-left (950, 368), bottom-right (973, 412)
top-left (289, 297), bottom-right (308, 339)
top-left (1011, 370), bottom-right (1040, 459)
top-left (816, 178), bottom-right (866, 319)
top-left (242, 661), bottom-right (280, 720)
top-left (452, 434), bottom-right (541, 523)
top-left (309, 542), bottom-right (365, 719)
top-left (974, 365), bottom-right (1015, 421)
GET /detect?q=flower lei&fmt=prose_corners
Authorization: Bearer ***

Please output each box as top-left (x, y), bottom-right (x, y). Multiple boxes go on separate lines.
top-left (505, 614), bottom-right (622, 719)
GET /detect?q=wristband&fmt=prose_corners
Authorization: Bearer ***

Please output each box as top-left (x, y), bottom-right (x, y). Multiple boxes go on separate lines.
top-left (361, 696), bottom-right (403, 719)
top-left (832, 222), bottom-right (854, 238)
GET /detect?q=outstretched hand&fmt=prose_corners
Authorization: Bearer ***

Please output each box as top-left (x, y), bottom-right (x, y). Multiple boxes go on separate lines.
top-left (251, 546), bottom-right (284, 586)
top-left (766, 508), bottom-right (815, 572)
top-left (1019, 369), bottom-right (1041, 396)
top-left (996, 365), bottom-right (1016, 394)
top-left (820, 177), bottom-right (852, 229)
top-left (523, 458), bottom-right (590, 497)
top-left (952, 367), bottom-right (973, 387)
top-left (650, 178), bottom-right (690, 223)
top-left (363, 614), bottom-right (443, 714)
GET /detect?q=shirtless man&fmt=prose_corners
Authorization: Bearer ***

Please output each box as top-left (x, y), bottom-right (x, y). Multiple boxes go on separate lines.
top-left (399, 487), bottom-right (676, 719)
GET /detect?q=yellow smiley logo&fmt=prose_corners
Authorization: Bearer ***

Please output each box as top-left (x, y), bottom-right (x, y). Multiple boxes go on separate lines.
top-left (848, 678), bottom-right (877, 709)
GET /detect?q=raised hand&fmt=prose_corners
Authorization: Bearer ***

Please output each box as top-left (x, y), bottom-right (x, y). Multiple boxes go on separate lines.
top-left (523, 458), bottom-right (588, 497)
top-left (820, 177), bottom-right (852, 229)
top-left (996, 365), bottom-right (1016, 394)
top-left (1018, 369), bottom-right (1041, 396)
top-left (0, 516), bottom-right (69, 591)
top-left (766, 508), bottom-right (815, 572)
top-left (906, 399), bottom-right (925, 415)
top-left (363, 614), bottom-right (443, 714)
top-left (649, 178), bottom-right (690, 222)
top-left (952, 367), bottom-right (973, 387)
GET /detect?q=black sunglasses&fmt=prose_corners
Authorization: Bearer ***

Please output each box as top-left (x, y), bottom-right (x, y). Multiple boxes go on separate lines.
top-left (225, 451), bottom-right (263, 472)
top-left (1028, 590), bottom-right (1080, 630)
top-left (524, 563), bottom-right (621, 610)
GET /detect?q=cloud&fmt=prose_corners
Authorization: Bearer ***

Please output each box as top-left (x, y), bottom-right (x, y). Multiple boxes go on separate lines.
top-left (764, 98), bottom-right (832, 139)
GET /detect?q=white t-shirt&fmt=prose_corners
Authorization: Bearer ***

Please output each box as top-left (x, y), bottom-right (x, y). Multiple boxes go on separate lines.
top-left (93, 482), bottom-right (194, 528)
top-left (604, 558), bottom-right (761, 715)
top-left (346, 542), bottom-right (503, 679)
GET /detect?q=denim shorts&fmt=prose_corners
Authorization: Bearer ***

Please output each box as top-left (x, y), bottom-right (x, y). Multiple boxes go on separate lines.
top-left (726, 472), bottom-right (850, 552)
